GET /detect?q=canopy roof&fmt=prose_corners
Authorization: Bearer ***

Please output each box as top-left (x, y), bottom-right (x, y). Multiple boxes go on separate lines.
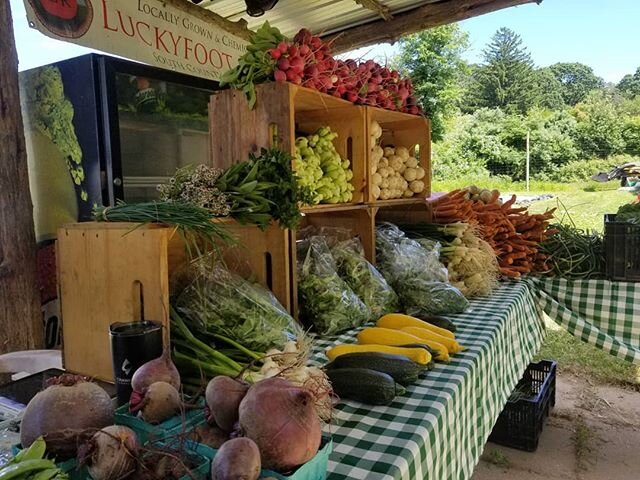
top-left (194, 0), bottom-right (541, 52)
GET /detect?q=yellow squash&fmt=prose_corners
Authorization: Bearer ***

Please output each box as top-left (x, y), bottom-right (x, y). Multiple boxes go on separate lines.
top-left (377, 313), bottom-right (455, 340)
top-left (357, 327), bottom-right (449, 362)
top-left (400, 326), bottom-right (464, 354)
top-left (326, 343), bottom-right (431, 365)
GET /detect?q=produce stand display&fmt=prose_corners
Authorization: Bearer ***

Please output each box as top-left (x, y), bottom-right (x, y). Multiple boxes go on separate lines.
top-left (529, 278), bottom-right (640, 363)
top-left (311, 281), bottom-right (544, 480)
top-left (5, 10), bottom-right (640, 480)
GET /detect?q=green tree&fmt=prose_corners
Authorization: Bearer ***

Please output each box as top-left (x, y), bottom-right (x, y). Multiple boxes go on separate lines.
top-left (572, 91), bottom-right (625, 158)
top-left (466, 27), bottom-right (535, 113)
top-left (548, 62), bottom-right (604, 105)
top-left (395, 25), bottom-right (470, 140)
top-left (618, 67), bottom-right (640, 97)
top-left (531, 68), bottom-right (565, 110)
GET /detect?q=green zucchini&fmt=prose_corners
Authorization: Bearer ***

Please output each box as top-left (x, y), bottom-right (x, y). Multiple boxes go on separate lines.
top-left (398, 344), bottom-right (437, 370)
top-left (326, 352), bottom-right (424, 386)
top-left (413, 313), bottom-right (457, 333)
top-left (326, 368), bottom-right (405, 405)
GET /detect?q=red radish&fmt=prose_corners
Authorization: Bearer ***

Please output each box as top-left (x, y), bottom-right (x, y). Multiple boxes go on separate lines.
top-left (345, 92), bottom-right (358, 103)
top-left (274, 69), bottom-right (287, 82)
top-left (239, 378), bottom-right (321, 471)
top-left (21, 375), bottom-right (114, 457)
top-left (291, 75), bottom-right (303, 85)
top-left (268, 48), bottom-right (281, 60)
top-left (310, 37), bottom-right (322, 49)
top-left (299, 44), bottom-right (311, 56)
top-left (305, 65), bottom-right (319, 78)
top-left (205, 376), bottom-right (249, 433)
top-left (409, 106), bottom-right (419, 115)
top-left (131, 348), bottom-right (180, 396)
top-left (287, 45), bottom-right (299, 57)
top-left (286, 69), bottom-right (299, 82)
top-left (290, 57), bottom-right (305, 73)
top-left (277, 58), bottom-right (290, 71)
top-left (277, 41), bottom-right (289, 53)
top-left (80, 426), bottom-right (139, 480)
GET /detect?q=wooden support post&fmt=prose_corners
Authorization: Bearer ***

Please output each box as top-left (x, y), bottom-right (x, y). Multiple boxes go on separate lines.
top-left (0, 2), bottom-right (44, 353)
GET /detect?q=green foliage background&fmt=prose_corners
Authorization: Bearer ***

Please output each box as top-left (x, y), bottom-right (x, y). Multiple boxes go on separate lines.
top-left (395, 26), bottom-right (640, 182)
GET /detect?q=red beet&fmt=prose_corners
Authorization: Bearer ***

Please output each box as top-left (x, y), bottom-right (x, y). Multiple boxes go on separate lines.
top-left (239, 378), bottom-right (321, 472)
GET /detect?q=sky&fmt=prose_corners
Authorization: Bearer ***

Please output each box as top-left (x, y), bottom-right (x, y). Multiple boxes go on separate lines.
top-left (9, 0), bottom-right (640, 83)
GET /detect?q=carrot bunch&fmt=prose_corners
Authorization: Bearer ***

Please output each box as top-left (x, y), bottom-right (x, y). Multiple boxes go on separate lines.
top-left (429, 189), bottom-right (555, 278)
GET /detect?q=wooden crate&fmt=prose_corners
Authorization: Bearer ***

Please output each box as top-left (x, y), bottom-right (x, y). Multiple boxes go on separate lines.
top-left (57, 223), bottom-right (177, 381)
top-left (372, 202), bottom-right (433, 227)
top-left (290, 206), bottom-right (375, 318)
top-left (57, 221), bottom-right (292, 381)
top-left (365, 107), bottom-right (431, 205)
top-left (209, 82), bottom-right (367, 207)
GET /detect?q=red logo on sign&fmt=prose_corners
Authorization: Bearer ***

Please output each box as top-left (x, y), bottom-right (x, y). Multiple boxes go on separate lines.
top-left (40, 0), bottom-right (79, 20)
top-left (28, 0), bottom-right (93, 39)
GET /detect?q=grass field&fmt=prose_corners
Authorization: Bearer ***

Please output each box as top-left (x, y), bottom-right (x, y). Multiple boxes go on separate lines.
top-left (433, 178), bottom-right (640, 387)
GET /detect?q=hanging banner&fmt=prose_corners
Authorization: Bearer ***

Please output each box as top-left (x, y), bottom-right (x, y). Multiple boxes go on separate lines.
top-left (24, 0), bottom-right (249, 81)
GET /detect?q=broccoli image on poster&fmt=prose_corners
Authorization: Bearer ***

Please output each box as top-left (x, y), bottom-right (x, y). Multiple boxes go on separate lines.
top-left (20, 65), bottom-right (87, 242)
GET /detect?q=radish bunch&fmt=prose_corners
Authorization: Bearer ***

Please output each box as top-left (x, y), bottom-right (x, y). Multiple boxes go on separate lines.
top-left (268, 27), bottom-right (422, 114)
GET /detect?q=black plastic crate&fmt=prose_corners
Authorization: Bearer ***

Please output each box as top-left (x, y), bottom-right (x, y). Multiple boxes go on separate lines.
top-left (489, 360), bottom-right (557, 452)
top-left (605, 214), bottom-right (640, 281)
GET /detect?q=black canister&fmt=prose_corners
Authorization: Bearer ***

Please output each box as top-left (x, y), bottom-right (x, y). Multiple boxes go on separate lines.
top-left (109, 320), bottom-right (163, 406)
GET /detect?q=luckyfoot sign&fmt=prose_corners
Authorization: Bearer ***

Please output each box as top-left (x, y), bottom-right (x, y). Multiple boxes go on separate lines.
top-left (24, 0), bottom-right (248, 81)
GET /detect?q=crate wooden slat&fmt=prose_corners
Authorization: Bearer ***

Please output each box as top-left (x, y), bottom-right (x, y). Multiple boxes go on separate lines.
top-left (57, 223), bottom-right (176, 381)
top-left (57, 221), bottom-right (292, 381)
top-left (209, 82), bottom-right (367, 207)
top-left (366, 107), bottom-right (431, 204)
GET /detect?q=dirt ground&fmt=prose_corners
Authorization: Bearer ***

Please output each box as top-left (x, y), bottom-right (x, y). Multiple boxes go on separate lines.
top-left (472, 372), bottom-right (640, 480)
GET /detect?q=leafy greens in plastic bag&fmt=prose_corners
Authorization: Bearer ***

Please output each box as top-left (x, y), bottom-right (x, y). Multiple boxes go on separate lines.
top-left (331, 238), bottom-right (399, 318)
top-left (376, 223), bottom-right (468, 315)
top-left (175, 263), bottom-right (301, 352)
top-left (298, 236), bottom-right (371, 336)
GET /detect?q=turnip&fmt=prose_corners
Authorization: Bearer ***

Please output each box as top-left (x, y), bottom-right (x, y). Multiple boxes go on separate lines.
top-left (205, 376), bottom-right (249, 433)
top-left (80, 425), bottom-right (139, 480)
top-left (131, 381), bottom-right (181, 424)
top-left (20, 375), bottom-right (114, 457)
top-left (239, 378), bottom-right (321, 472)
top-left (131, 348), bottom-right (180, 396)
top-left (211, 438), bottom-right (261, 480)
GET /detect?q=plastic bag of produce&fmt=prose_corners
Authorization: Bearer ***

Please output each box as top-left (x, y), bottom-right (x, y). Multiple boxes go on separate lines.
top-left (331, 238), bottom-right (399, 319)
top-left (298, 236), bottom-right (371, 336)
top-left (376, 223), bottom-right (468, 315)
top-left (175, 263), bottom-right (301, 352)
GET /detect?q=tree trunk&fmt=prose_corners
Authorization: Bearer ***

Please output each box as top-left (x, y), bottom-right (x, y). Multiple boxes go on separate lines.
top-left (0, 2), bottom-right (44, 353)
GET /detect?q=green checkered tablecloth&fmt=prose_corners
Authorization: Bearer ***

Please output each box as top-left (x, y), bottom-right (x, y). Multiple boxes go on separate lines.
top-left (310, 280), bottom-right (545, 480)
top-left (528, 278), bottom-right (640, 364)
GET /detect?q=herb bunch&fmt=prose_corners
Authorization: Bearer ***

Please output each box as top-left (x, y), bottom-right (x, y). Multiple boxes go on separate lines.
top-left (158, 164), bottom-right (230, 216)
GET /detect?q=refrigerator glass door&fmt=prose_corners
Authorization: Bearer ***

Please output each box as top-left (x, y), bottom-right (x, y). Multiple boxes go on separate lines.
top-left (114, 73), bottom-right (212, 202)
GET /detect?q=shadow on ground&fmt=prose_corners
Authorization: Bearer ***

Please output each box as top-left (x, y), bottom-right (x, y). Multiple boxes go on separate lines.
top-left (472, 372), bottom-right (640, 480)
